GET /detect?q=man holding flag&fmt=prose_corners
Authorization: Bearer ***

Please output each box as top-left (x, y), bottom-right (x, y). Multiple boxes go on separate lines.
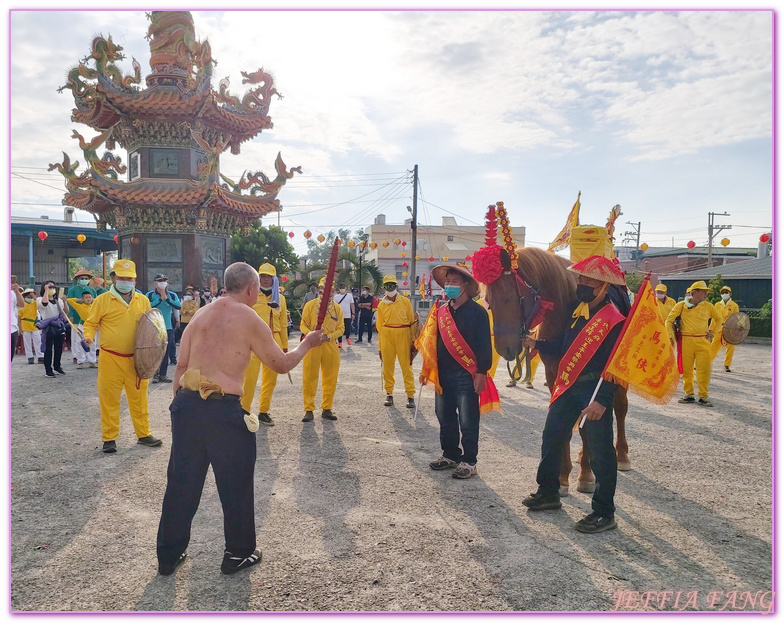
top-left (521, 256), bottom-right (627, 532)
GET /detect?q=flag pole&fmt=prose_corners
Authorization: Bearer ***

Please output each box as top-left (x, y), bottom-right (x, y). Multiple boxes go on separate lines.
top-left (580, 272), bottom-right (651, 429)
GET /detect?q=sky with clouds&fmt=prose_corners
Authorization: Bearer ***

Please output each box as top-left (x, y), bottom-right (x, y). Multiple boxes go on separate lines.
top-left (7, 8), bottom-right (774, 256)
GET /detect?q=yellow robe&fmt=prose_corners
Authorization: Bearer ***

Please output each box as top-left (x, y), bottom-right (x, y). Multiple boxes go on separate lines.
top-left (710, 298), bottom-right (740, 367)
top-left (300, 297), bottom-right (344, 412)
top-left (656, 295), bottom-right (676, 323)
top-left (18, 301), bottom-right (39, 333)
top-left (665, 300), bottom-right (722, 399)
top-left (241, 292), bottom-right (289, 413)
top-left (376, 295), bottom-right (418, 398)
top-left (83, 289), bottom-right (153, 441)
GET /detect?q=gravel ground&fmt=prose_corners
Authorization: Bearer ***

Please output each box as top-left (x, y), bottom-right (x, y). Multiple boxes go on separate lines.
top-left (10, 338), bottom-right (772, 612)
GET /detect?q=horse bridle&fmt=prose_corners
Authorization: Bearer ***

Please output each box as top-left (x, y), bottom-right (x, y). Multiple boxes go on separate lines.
top-left (499, 269), bottom-right (543, 384)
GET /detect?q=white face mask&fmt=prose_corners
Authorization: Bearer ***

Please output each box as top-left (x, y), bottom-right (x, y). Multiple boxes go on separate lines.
top-left (156, 281), bottom-right (167, 290)
top-left (339, 288), bottom-right (346, 294)
top-left (183, 295), bottom-right (193, 301)
top-left (115, 280), bottom-right (135, 294)
top-left (656, 293), bottom-right (666, 300)
top-left (721, 293), bottom-right (730, 301)
top-left (385, 289), bottom-right (397, 298)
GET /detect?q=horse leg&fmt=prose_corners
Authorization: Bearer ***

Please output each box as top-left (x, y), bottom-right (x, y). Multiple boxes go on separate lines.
top-left (559, 437), bottom-right (571, 496)
top-left (576, 425), bottom-right (596, 493)
top-left (615, 386), bottom-right (631, 471)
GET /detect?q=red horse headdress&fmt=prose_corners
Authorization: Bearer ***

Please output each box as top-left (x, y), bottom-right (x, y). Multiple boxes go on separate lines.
top-left (471, 204), bottom-right (505, 285)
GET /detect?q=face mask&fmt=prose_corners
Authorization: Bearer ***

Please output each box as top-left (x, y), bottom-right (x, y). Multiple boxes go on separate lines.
top-left (656, 293), bottom-right (665, 300)
top-left (340, 288), bottom-right (346, 294)
top-left (385, 288), bottom-right (397, 298)
top-left (721, 293), bottom-right (730, 301)
top-left (260, 287), bottom-right (272, 295)
top-left (115, 281), bottom-right (135, 294)
top-left (444, 285), bottom-right (462, 299)
top-left (79, 279), bottom-right (89, 286)
top-left (24, 298), bottom-right (34, 304)
top-left (576, 284), bottom-right (596, 303)
top-left (156, 281), bottom-right (167, 290)
top-left (362, 290), bottom-right (369, 296)
top-left (183, 295), bottom-right (193, 301)
top-left (684, 295), bottom-right (694, 308)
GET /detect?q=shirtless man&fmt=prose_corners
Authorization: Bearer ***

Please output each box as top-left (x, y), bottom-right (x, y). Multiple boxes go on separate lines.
top-left (156, 262), bottom-right (326, 576)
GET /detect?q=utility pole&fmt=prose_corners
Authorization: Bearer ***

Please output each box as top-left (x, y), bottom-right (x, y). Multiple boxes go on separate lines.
top-left (409, 164), bottom-right (419, 298)
top-left (707, 212), bottom-right (731, 268)
top-left (624, 221), bottom-right (641, 269)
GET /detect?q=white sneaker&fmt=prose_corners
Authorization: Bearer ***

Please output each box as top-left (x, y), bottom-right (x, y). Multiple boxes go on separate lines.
top-left (76, 362), bottom-right (87, 369)
top-left (452, 462), bottom-right (477, 479)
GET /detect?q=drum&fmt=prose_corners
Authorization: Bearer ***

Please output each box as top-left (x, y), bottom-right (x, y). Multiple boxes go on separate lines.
top-left (134, 308), bottom-right (168, 379)
top-left (721, 312), bottom-right (750, 345)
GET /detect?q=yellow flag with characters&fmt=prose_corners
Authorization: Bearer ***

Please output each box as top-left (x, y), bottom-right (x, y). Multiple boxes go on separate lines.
top-left (548, 191), bottom-right (581, 253)
top-left (414, 303), bottom-right (442, 393)
top-left (601, 275), bottom-right (679, 404)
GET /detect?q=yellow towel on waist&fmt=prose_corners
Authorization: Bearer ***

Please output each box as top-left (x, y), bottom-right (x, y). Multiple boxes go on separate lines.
top-left (180, 369), bottom-right (258, 432)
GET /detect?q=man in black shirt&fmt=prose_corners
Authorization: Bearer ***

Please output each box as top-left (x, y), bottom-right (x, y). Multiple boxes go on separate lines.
top-left (521, 255), bottom-right (627, 534)
top-left (428, 265), bottom-right (492, 480)
top-left (356, 286), bottom-right (374, 343)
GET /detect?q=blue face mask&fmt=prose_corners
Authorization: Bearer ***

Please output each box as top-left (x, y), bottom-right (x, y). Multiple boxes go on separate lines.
top-left (444, 285), bottom-right (463, 300)
top-left (79, 279), bottom-right (89, 286)
top-left (115, 280), bottom-right (135, 294)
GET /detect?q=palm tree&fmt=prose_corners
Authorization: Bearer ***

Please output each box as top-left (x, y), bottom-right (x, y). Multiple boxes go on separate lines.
top-left (335, 250), bottom-right (383, 294)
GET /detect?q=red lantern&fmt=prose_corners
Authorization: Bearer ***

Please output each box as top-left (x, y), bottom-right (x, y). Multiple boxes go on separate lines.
top-left (288, 232), bottom-right (295, 238)
top-left (304, 230), bottom-right (312, 239)
top-left (465, 255), bottom-right (471, 261)
top-left (37, 231), bottom-right (48, 242)
top-left (114, 235), bottom-right (119, 244)
top-left (760, 233), bottom-right (770, 243)
top-left (403, 281), bottom-right (408, 286)
top-left (429, 256), bottom-right (434, 262)
top-left (402, 262), bottom-right (408, 267)
top-left (687, 241), bottom-right (696, 249)
top-left (401, 241), bottom-right (407, 246)
top-left (280, 275), bottom-right (288, 282)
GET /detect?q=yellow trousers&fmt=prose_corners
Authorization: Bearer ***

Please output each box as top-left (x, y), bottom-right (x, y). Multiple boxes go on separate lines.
top-left (241, 355), bottom-right (279, 414)
top-left (380, 328), bottom-right (415, 397)
top-left (681, 336), bottom-right (712, 399)
top-left (489, 347), bottom-right (500, 379)
top-left (97, 351), bottom-right (151, 442)
top-left (302, 342), bottom-right (340, 411)
top-left (710, 328), bottom-right (735, 367)
top-left (530, 353), bottom-right (540, 380)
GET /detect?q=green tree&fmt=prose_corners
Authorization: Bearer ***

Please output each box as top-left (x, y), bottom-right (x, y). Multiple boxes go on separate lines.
top-left (625, 271), bottom-right (645, 294)
top-left (335, 251), bottom-right (383, 293)
top-left (707, 273), bottom-right (725, 304)
top-left (231, 223), bottom-right (299, 275)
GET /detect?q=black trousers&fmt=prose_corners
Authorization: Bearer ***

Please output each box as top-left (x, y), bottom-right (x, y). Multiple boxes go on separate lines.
top-left (158, 329), bottom-right (175, 377)
top-left (536, 381), bottom-right (617, 516)
top-left (157, 390), bottom-right (257, 565)
top-left (358, 313), bottom-right (373, 342)
top-left (11, 331), bottom-right (17, 361)
top-left (43, 331), bottom-right (65, 374)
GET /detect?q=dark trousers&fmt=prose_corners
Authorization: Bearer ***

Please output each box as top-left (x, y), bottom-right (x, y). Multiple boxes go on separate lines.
top-left (157, 391), bottom-right (257, 565)
top-left (11, 331), bottom-right (17, 361)
top-left (358, 313), bottom-right (373, 342)
top-left (338, 318), bottom-right (352, 343)
top-left (536, 382), bottom-right (617, 516)
top-left (158, 329), bottom-right (175, 377)
top-left (175, 322), bottom-right (188, 344)
top-left (43, 331), bottom-right (65, 374)
top-left (434, 370), bottom-right (480, 465)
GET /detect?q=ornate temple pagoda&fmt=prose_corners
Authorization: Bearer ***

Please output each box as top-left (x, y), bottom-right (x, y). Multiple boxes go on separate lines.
top-left (51, 10), bottom-right (300, 292)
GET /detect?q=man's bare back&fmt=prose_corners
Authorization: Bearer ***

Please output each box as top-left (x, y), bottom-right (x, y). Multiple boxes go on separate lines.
top-left (173, 286), bottom-right (325, 396)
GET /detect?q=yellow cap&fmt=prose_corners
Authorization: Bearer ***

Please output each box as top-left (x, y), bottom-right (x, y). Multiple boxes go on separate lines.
top-left (720, 286), bottom-right (732, 293)
top-left (688, 280), bottom-right (710, 291)
top-left (258, 263), bottom-right (276, 277)
top-left (318, 277), bottom-right (326, 287)
top-left (383, 273), bottom-right (398, 285)
top-left (654, 284), bottom-right (667, 293)
top-left (112, 259), bottom-right (136, 278)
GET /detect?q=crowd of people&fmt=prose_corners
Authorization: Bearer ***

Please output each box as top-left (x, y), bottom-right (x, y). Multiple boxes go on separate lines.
top-left (10, 254), bottom-right (743, 574)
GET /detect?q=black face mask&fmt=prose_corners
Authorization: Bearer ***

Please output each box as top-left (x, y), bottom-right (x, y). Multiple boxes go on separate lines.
top-left (576, 284), bottom-right (597, 303)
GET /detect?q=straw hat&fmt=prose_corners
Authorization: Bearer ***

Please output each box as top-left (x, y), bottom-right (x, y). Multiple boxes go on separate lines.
top-left (688, 280), bottom-right (710, 291)
top-left (432, 264), bottom-right (479, 298)
top-left (567, 255), bottom-right (626, 286)
top-left (73, 268), bottom-right (92, 279)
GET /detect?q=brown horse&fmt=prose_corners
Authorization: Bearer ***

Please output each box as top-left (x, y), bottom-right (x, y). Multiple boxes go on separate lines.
top-left (484, 246), bottom-right (630, 494)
